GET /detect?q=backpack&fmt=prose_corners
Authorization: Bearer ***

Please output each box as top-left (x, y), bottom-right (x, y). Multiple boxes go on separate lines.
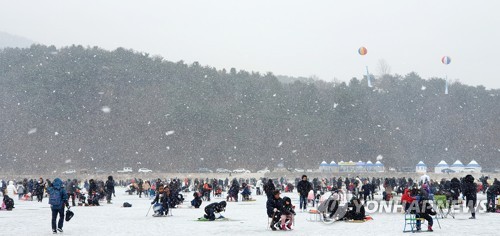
top-left (49, 188), bottom-right (62, 207)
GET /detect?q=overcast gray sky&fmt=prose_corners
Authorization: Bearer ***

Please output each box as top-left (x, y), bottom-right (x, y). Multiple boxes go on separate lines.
top-left (1, 0), bottom-right (499, 89)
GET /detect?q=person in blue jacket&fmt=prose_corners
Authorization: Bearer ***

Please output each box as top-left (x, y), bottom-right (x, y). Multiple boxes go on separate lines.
top-left (47, 178), bottom-right (69, 234)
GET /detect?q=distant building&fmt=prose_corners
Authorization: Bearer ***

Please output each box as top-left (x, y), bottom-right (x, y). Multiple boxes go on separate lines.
top-left (356, 160), bottom-right (366, 172)
top-left (374, 161), bottom-right (385, 172)
top-left (319, 161), bottom-right (329, 172)
top-left (365, 161), bottom-right (375, 172)
top-left (434, 160), bottom-right (449, 173)
top-left (416, 161), bottom-right (427, 173)
top-left (465, 160), bottom-right (482, 173)
top-left (330, 161), bottom-right (339, 172)
top-left (450, 160), bottom-right (465, 172)
top-left (318, 160), bottom-right (384, 173)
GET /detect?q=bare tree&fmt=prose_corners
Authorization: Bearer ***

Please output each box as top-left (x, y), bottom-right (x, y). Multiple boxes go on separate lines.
top-left (377, 59), bottom-right (391, 76)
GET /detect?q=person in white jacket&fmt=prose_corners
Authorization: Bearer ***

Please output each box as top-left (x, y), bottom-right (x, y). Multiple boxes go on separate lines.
top-left (6, 181), bottom-right (17, 197)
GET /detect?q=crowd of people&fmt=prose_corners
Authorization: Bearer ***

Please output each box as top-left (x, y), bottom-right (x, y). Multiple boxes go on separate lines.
top-left (1, 173), bottom-right (499, 233)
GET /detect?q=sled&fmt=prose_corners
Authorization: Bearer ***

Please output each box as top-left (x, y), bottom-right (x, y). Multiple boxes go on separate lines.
top-left (241, 199), bottom-right (257, 202)
top-left (196, 217), bottom-right (231, 222)
top-left (346, 215), bottom-right (373, 223)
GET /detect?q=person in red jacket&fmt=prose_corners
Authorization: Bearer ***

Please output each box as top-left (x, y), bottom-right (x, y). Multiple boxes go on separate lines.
top-left (402, 187), bottom-right (416, 211)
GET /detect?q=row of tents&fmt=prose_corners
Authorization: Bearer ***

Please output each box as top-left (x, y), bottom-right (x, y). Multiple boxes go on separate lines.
top-left (319, 160), bottom-right (385, 173)
top-left (416, 160), bottom-right (481, 173)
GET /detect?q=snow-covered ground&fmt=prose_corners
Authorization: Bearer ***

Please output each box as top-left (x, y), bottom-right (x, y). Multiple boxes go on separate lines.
top-left (2, 187), bottom-right (499, 236)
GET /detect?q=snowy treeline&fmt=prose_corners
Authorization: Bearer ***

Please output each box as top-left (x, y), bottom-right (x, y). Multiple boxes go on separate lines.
top-left (0, 45), bottom-right (499, 174)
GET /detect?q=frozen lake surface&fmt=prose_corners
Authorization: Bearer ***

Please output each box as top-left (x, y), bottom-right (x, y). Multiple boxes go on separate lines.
top-left (2, 187), bottom-right (499, 236)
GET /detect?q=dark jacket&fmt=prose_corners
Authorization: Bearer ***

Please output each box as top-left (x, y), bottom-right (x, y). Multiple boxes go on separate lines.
top-left (151, 192), bottom-right (169, 209)
top-left (462, 175), bottom-right (477, 199)
top-left (47, 178), bottom-right (68, 210)
top-left (282, 197), bottom-right (296, 216)
top-left (264, 180), bottom-right (275, 198)
top-left (297, 180), bottom-right (312, 196)
top-left (204, 202), bottom-right (225, 213)
top-left (266, 196), bottom-right (284, 218)
top-left (88, 180), bottom-right (97, 194)
top-left (362, 183), bottom-right (372, 195)
top-left (450, 178), bottom-right (461, 193)
top-left (105, 177), bottom-right (115, 194)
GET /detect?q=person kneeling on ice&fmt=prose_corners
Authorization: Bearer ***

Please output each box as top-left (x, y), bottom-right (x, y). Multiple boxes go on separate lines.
top-left (266, 190), bottom-right (294, 231)
top-left (191, 192), bottom-right (203, 208)
top-left (204, 201), bottom-right (226, 221)
top-left (151, 186), bottom-right (169, 217)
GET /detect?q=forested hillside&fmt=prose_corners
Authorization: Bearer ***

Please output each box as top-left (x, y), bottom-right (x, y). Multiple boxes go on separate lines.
top-left (1, 45), bottom-right (499, 174)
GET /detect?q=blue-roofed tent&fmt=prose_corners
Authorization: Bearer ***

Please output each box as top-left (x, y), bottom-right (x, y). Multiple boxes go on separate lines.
top-left (434, 160), bottom-right (449, 173)
top-left (450, 160), bottom-right (465, 172)
top-left (374, 161), bottom-right (385, 172)
top-left (366, 161), bottom-right (374, 172)
top-left (416, 161), bottom-right (427, 173)
top-left (330, 161), bottom-right (339, 172)
top-left (465, 160), bottom-right (481, 173)
top-left (319, 161), bottom-right (329, 172)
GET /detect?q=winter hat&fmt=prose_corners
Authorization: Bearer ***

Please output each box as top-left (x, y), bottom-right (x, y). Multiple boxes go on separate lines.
top-left (283, 197), bottom-right (291, 204)
top-left (219, 201), bottom-right (227, 208)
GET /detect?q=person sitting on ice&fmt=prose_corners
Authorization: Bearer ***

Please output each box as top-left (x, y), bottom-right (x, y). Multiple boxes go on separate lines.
top-left (214, 187), bottom-right (222, 197)
top-left (414, 190), bottom-right (436, 232)
top-left (191, 191), bottom-right (203, 208)
top-left (280, 197), bottom-right (295, 230)
top-left (203, 201), bottom-right (226, 221)
top-left (266, 190), bottom-right (294, 231)
top-left (344, 197), bottom-right (365, 221)
top-left (402, 187), bottom-right (417, 212)
top-left (151, 185), bottom-right (169, 216)
top-left (241, 183), bottom-right (252, 200)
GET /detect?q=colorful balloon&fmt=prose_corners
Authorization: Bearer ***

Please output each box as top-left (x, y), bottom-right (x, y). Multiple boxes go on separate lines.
top-left (441, 56), bottom-right (451, 65)
top-left (358, 47), bottom-right (367, 56)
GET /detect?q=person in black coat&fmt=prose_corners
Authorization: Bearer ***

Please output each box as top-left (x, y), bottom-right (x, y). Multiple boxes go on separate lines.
top-left (87, 179), bottom-right (99, 206)
top-left (105, 176), bottom-right (115, 204)
top-left (203, 201), bottom-right (226, 221)
top-left (296, 175), bottom-right (313, 211)
top-left (35, 178), bottom-right (45, 202)
top-left (486, 180), bottom-right (500, 212)
top-left (362, 181), bottom-right (372, 201)
top-left (264, 179), bottom-right (276, 200)
top-left (462, 175), bottom-right (477, 219)
top-left (227, 180), bottom-right (240, 202)
top-left (266, 190), bottom-right (285, 230)
top-left (450, 177), bottom-right (461, 202)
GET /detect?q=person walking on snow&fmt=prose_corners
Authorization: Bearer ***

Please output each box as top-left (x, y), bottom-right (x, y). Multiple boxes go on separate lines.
top-left (47, 178), bottom-right (69, 234)
top-left (297, 175), bottom-right (313, 212)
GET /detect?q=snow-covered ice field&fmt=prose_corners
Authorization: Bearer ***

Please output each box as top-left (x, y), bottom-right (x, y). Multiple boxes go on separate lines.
top-left (2, 187), bottom-right (500, 236)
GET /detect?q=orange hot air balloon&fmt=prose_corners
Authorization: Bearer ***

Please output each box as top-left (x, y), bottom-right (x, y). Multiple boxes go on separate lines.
top-left (358, 47), bottom-right (367, 56)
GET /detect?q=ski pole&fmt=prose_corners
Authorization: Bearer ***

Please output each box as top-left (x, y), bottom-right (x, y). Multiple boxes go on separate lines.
top-left (146, 204), bottom-right (153, 217)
